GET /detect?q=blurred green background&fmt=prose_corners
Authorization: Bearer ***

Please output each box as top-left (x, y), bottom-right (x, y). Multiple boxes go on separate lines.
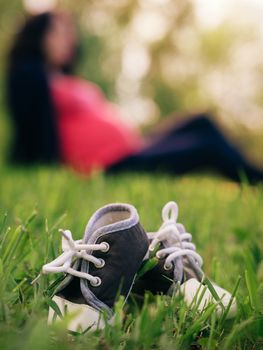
top-left (1, 0), bottom-right (263, 167)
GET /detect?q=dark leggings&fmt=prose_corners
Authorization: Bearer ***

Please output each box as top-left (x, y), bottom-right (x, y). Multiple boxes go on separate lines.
top-left (108, 115), bottom-right (263, 183)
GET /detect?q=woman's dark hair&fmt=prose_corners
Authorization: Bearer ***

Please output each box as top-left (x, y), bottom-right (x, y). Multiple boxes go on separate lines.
top-left (8, 12), bottom-right (76, 73)
top-left (6, 12), bottom-right (62, 164)
top-left (8, 13), bottom-right (52, 69)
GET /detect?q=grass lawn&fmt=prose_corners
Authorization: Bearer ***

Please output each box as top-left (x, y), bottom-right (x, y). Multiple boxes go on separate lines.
top-left (0, 165), bottom-right (263, 349)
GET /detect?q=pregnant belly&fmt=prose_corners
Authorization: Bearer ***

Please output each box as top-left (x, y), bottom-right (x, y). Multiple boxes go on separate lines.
top-left (57, 113), bottom-right (142, 173)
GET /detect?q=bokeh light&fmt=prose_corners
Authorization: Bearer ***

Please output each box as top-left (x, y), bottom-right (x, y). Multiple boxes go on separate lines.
top-left (23, 0), bottom-right (57, 14)
top-left (10, 0), bottom-right (263, 133)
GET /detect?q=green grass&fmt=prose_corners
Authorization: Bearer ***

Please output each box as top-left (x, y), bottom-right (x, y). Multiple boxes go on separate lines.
top-left (0, 164), bottom-right (263, 349)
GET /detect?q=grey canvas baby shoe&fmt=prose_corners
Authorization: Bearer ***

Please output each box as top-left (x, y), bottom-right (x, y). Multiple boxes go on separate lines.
top-left (133, 201), bottom-right (237, 319)
top-left (42, 203), bottom-right (149, 333)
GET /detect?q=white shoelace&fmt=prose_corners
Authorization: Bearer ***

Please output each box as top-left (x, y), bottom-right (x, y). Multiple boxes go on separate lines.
top-left (42, 229), bottom-right (109, 287)
top-left (148, 201), bottom-right (203, 271)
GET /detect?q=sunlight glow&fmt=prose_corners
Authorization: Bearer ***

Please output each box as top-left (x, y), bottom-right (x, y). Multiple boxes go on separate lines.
top-left (119, 97), bottom-right (159, 126)
top-left (194, 0), bottom-right (229, 28)
top-left (23, 0), bottom-right (57, 14)
top-left (194, 0), bottom-right (263, 29)
top-left (132, 10), bottom-right (169, 43)
top-left (122, 43), bottom-right (151, 80)
top-left (139, 0), bottom-right (171, 6)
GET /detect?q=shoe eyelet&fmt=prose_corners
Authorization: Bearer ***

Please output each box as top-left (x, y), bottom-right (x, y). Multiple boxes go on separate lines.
top-left (95, 258), bottom-right (105, 269)
top-left (90, 277), bottom-right (101, 287)
top-left (101, 242), bottom-right (110, 252)
top-left (164, 263), bottom-right (172, 271)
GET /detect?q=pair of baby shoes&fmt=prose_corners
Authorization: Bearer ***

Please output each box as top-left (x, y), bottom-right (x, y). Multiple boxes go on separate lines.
top-left (42, 201), bottom-right (236, 333)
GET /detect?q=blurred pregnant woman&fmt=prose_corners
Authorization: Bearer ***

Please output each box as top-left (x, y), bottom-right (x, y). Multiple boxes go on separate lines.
top-left (6, 11), bottom-right (263, 182)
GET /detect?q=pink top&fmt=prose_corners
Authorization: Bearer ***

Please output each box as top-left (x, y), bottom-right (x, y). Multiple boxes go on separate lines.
top-left (50, 76), bottom-right (143, 173)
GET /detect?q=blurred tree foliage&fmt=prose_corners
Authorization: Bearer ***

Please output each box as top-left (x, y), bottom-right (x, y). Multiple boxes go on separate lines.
top-left (0, 0), bottom-right (225, 124)
top-left (0, 0), bottom-right (263, 139)
top-left (63, 0), bottom-right (199, 123)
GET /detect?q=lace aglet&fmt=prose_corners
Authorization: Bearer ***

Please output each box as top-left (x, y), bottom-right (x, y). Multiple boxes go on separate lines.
top-left (31, 273), bottom-right (42, 285)
top-left (59, 228), bottom-right (66, 237)
top-left (59, 229), bottom-right (73, 243)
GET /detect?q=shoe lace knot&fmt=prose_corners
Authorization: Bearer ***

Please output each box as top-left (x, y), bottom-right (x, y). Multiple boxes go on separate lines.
top-left (149, 201), bottom-right (203, 271)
